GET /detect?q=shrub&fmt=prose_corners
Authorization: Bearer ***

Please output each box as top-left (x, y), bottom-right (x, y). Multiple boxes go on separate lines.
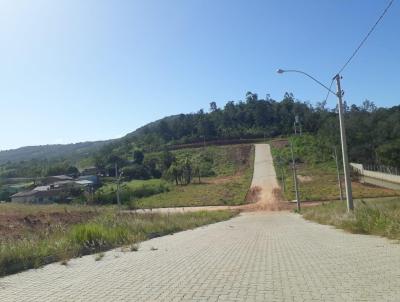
top-left (69, 223), bottom-right (129, 254)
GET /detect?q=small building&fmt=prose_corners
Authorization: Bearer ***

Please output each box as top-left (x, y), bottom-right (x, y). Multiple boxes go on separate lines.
top-left (42, 175), bottom-right (73, 185)
top-left (11, 189), bottom-right (64, 204)
top-left (78, 175), bottom-right (100, 186)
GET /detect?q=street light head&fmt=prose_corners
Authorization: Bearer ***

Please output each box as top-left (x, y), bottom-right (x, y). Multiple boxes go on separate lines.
top-left (276, 69), bottom-right (285, 74)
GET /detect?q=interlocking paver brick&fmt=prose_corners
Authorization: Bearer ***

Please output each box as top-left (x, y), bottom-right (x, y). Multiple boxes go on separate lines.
top-left (1, 212), bottom-right (400, 301)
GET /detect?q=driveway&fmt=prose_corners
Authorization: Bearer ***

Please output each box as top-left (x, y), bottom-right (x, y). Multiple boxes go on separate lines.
top-left (1, 212), bottom-right (400, 301)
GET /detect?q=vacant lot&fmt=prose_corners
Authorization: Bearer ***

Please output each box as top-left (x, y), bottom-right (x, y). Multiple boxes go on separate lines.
top-left (302, 197), bottom-right (400, 240)
top-left (133, 144), bottom-right (254, 208)
top-left (0, 203), bottom-right (237, 276)
top-left (271, 136), bottom-right (400, 202)
top-left (0, 203), bottom-right (99, 242)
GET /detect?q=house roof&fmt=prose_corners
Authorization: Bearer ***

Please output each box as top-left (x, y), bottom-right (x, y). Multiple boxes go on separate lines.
top-left (11, 190), bottom-right (38, 198)
top-left (75, 180), bottom-right (93, 186)
top-left (48, 175), bottom-right (73, 180)
top-left (34, 185), bottom-right (51, 191)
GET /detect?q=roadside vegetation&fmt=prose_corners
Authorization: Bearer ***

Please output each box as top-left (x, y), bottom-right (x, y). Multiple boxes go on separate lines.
top-left (302, 197), bottom-right (400, 240)
top-left (0, 205), bottom-right (237, 277)
top-left (271, 134), bottom-right (400, 202)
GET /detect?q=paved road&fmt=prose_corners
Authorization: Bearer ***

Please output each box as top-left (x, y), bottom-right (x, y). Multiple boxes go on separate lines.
top-left (2, 144), bottom-right (400, 301)
top-left (2, 212), bottom-right (400, 302)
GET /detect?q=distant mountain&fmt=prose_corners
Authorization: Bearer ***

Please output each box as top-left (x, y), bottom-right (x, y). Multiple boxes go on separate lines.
top-left (0, 141), bottom-right (110, 164)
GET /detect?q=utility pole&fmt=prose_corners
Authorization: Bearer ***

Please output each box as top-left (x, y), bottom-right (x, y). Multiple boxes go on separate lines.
top-left (333, 147), bottom-right (343, 201)
top-left (115, 163), bottom-right (122, 210)
top-left (277, 157), bottom-right (286, 193)
top-left (334, 74), bottom-right (354, 211)
top-left (290, 141), bottom-right (300, 212)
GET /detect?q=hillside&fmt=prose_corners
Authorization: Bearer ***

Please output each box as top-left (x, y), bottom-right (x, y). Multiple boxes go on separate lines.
top-left (0, 141), bottom-right (109, 164)
top-left (0, 92), bottom-right (399, 178)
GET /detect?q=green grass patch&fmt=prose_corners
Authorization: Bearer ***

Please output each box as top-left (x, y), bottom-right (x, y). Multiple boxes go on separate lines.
top-left (271, 135), bottom-right (400, 201)
top-left (302, 197), bottom-right (400, 240)
top-left (132, 144), bottom-right (254, 208)
top-left (0, 209), bottom-right (237, 276)
top-left (95, 179), bottom-right (171, 204)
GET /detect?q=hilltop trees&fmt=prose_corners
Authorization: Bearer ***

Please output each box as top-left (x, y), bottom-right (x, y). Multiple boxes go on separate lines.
top-left (1, 92), bottom-right (400, 180)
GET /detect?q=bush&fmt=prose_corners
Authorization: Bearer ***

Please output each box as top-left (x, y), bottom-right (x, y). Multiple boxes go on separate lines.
top-left (69, 223), bottom-right (129, 253)
top-left (95, 180), bottom-right (170, 205)
top-left (122, 164), bottom-right (151, 180)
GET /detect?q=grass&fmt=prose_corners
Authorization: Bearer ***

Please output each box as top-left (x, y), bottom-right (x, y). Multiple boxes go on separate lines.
top-left (95, 179), bottom-right (171, 204)
top-left (270, 135), bottom-right (400, 201)
top-left (0, 209), bottom-right (237, 276)
top-left (132, 144), bottom-right (254, 208)
top-left (100, 179), bottom-right (168, 192)
top-left (302, 197), bottom-right (400, 240)
top-left (0, 203), bottom-right (100, 216)
top-left (278, 163), bottom-right (400, 201)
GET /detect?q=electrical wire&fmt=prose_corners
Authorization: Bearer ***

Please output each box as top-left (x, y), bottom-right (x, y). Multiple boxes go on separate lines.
top-left (323, 79), bottom-right (335, 103)
top-left (337, 0), bottom-right (395, 75)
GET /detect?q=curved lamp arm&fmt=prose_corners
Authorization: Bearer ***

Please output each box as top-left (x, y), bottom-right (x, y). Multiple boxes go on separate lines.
top-left (277, 69), bottom-right (337, 96)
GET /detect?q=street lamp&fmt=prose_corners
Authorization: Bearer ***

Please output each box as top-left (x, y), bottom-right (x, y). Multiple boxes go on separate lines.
top-left (277, 69), bottom-right (354, 211)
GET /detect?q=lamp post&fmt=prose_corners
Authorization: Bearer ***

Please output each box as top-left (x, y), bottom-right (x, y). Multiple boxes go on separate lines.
top-left (277, 69), bottom-right (354, 211)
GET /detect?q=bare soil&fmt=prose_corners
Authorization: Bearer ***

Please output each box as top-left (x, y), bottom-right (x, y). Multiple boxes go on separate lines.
top-left (0, 208), bottom-right (97, 242)
top-left (297, 175), bottom-right (313, 182)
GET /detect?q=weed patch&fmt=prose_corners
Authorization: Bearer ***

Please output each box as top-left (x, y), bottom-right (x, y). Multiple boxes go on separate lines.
top-left (0, 210), bottom-right (237, 276)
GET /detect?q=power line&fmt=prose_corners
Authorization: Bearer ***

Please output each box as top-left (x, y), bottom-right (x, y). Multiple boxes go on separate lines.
top-left (337, 0), bottom-right (395, 75)
top-left (323, 79), bottom-right (335, 103)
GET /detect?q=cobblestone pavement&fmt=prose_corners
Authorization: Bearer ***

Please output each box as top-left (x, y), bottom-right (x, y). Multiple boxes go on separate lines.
top-left (2, 212), bottom-right (400, 302)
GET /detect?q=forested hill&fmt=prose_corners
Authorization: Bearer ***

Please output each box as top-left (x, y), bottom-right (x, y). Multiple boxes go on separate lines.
top-left (1, 91), bottom-right (399, 178)
top-left (109, 92), bottom-right (400, 168)
top-left (0, 141), bottom-right (109, 164)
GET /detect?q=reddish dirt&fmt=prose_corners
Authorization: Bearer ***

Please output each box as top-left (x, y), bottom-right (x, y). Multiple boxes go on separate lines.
top-left (241, 188), bottom-right (292, 212)
top-left (245, 186), bottom-right (262, 203)
top-left (0, 210), bottom-right (97, 242)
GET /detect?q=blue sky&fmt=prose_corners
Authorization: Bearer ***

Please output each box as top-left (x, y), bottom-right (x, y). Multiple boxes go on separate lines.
top-left (0, 0), bottom-right (398, 150)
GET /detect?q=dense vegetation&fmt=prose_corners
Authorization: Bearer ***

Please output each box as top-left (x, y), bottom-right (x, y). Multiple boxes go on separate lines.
top-left (1, 92), bottom-right (399, 180)
top-left (0, 141), bottom-right (107, 165)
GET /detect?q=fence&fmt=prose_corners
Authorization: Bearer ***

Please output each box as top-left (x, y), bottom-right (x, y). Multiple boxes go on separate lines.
top-left (362, 164), bottom-right (400, 176)
top-left (350, 163), bottom-right (400, 184)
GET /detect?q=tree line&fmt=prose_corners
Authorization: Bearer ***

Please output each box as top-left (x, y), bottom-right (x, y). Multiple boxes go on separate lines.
top-left (1, 91), bottom-right (399, 180)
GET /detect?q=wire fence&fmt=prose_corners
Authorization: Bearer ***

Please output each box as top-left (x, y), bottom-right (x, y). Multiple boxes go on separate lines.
top-left (363, 164), bottom-right (400, 176)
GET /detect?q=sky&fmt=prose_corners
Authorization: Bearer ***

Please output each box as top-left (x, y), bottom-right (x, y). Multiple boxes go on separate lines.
top-left (0, 0), bottom-right (399, 150)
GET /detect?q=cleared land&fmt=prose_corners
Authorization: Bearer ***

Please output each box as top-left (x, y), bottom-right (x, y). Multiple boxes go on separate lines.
top-left (133, 144), bottom-right (254, 208)
top-left (0, 203), bottom-right (236, 276)
top-left (270, 136), bottom-right (400, 202)
top-left (0, 204), bottom-right (98, 242)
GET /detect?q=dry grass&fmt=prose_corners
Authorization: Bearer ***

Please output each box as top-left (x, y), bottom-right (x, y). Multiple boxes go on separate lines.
top-left (302, 197), bottom-right (400, 240)
top-left (0, 210), bottom-right (238, 277)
